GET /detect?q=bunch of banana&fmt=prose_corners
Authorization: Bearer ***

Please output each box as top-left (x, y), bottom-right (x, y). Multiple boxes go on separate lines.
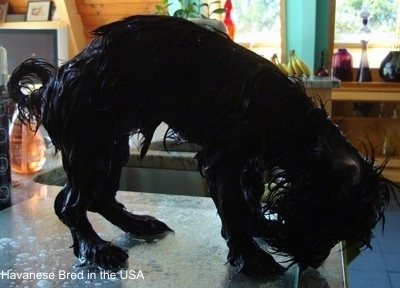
top-left (287, 50), bottom-right (312, 78)
top-left (270, 53), bottom-right (289, 75)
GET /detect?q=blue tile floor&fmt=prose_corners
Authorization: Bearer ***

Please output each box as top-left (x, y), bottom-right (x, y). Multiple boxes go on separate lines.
top-left (347, 197), bottom-right (400, 288)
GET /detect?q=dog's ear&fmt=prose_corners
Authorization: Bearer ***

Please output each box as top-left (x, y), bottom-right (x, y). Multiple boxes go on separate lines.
top-left (333, 158), bottom-right (361, 186)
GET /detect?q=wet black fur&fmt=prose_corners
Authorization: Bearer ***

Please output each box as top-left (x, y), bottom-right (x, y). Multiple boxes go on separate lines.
top-left (7, 15), bottom-right (397, 276)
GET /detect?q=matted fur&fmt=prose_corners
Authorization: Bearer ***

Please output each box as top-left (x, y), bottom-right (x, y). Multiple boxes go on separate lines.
top-left (6, 15), bottom-right (397, 276)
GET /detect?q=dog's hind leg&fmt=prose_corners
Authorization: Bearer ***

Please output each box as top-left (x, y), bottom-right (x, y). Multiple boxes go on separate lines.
top-left (89, 134), bottom-right (172, 235)
top-left (205, 155), bottom-right (285, 276)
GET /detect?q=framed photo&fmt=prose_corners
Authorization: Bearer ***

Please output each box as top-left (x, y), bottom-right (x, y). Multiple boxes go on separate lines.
top-left (0, 0), bottom-right (9, 23)
top-left (26, 1), bottom-right (51, 21)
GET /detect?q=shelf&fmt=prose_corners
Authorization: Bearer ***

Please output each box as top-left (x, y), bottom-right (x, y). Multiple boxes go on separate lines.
top-left (0, 0), bottom-right (87, 58)
top-left (332, 82), bottom-right (400, 102)
top-left (0, 21), bottom-right (67, 29)
top-left (375, 157), bottom-right (400, 184)
top-left (331, 83), bottom-right (400, 182)
top-left (381, 168), bottom-right (400, 183)
top-left (333, 116), bottom-right (400, 122)
top-left (334, 82), bottom-right (400, 91)
top-left (376, 157), bottom-right (400, 169)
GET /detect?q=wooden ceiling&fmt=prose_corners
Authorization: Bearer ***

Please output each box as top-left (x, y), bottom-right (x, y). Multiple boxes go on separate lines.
top-left (9, 0), bottom-right (160, 42)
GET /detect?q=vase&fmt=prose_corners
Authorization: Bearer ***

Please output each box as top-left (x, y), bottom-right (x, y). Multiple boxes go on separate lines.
top-left (223, 0), bottom-right (235, 40)
top-left (356, 40), bottom-right (372, 82)
top-left (331, 48), bottom-right (353, 81)
top-left (379, 51), bottom-right (400, 82)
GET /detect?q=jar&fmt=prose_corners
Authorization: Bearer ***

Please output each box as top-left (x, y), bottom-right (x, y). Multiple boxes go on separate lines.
top-left (379, 51), bottom-right (400, 82)
top-left (332, 48), bottom-right (353, 81)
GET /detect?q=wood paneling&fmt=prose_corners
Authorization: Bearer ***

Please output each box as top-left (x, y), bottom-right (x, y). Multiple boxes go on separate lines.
top-left (9, 0), bottom-right (161, 43)
top-left (9, 0), bottom-right (29, 14)
top-left (77, 2), bottom-right (159, 34)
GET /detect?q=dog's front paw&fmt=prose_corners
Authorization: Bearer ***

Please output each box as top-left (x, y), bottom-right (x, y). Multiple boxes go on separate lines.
top-left (77, 239), bottom-right (129, 271)
top-left (115, 211), bottom-right (173, 235)
top-left (133, 214), bottom-right (173, 235)
top-left (231, 248), bottom-right (286, 277)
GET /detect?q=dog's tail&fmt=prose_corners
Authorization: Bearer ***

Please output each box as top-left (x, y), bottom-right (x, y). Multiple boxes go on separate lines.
top-left (7, 58), bottom-right (55, 128)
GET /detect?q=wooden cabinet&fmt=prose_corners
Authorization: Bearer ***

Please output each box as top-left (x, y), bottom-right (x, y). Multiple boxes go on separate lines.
top-left (332, 82), bottom-right (400, 182)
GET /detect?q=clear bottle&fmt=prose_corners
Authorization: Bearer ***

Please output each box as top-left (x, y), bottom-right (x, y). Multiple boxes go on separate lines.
top-left (9, 109), bottom-right (46, 173)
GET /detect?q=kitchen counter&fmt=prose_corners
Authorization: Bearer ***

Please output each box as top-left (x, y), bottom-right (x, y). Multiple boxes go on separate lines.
top-left (0, 148), bottom-right (347, 287)
top-left (301, 76), bottom-right (341, 115)
top-left (302, 76), bottom-right (341, 89)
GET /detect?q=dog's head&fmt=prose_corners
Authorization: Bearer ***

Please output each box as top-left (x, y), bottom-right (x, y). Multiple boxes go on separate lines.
top-left (262, 103), bottom-right (395, 270)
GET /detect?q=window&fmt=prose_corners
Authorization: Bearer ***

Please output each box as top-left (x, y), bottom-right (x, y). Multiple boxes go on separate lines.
top-left (167, 0), bottom-right (283, 58)
top-left (229, 0), bottom-right (400, 69)
top-left (335, 0), bottom-right (399, 43)
top-left (229, 0), bottom-right (282, 58)
top-left (334, 0), bottom-right (400, 68)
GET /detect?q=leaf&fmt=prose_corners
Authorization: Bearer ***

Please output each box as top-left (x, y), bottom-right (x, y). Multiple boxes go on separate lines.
top-left (210, 8), bottom-right (226, 15)
top-left (173, 9), bottom-right (187, 18)
top-left (209, 1), bottom-right (222, 5)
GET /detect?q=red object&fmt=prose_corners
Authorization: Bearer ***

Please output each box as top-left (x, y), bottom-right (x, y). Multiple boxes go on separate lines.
top-left (223, 0), bottom-right (235, 40)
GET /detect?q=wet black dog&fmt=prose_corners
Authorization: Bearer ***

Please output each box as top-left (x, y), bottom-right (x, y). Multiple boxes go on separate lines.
top-left (7, 15), bottom-right (397, 276)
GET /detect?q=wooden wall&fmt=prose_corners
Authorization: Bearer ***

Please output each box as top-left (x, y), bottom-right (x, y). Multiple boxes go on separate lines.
top-left (75, 0), bottom-right (161, 36)
top-left (9, 0), bottom-right (160, 41)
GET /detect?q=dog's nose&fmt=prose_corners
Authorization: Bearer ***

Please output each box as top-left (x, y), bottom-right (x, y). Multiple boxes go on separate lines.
top-left (333, 158), bottom-right (361, 185)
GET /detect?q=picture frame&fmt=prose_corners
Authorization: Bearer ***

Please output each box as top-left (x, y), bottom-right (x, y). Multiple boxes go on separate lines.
top-left (26, 1), bottom-right (51, 21)
top-left (0, 0), bottom-right (9, 23)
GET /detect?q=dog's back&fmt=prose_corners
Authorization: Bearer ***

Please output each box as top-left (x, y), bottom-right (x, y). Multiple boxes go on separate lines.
top-left (44, 15), bottom-right (310, 158)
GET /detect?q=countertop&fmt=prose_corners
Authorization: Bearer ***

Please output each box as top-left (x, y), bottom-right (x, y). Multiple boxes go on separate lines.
top-left (303, 76), bottom-right (341, 89)
top-left (0, 148), bottom-right (347, 287)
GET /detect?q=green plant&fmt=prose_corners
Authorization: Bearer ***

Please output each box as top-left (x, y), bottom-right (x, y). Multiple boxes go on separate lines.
top-left (154, 0), bottom-right (173, 16)
top-left (155, 0), bottom-right (225, 19)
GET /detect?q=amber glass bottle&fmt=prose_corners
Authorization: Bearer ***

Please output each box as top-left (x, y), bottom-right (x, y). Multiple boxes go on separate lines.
top-left (9, 109), bottom-right (46, 173)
